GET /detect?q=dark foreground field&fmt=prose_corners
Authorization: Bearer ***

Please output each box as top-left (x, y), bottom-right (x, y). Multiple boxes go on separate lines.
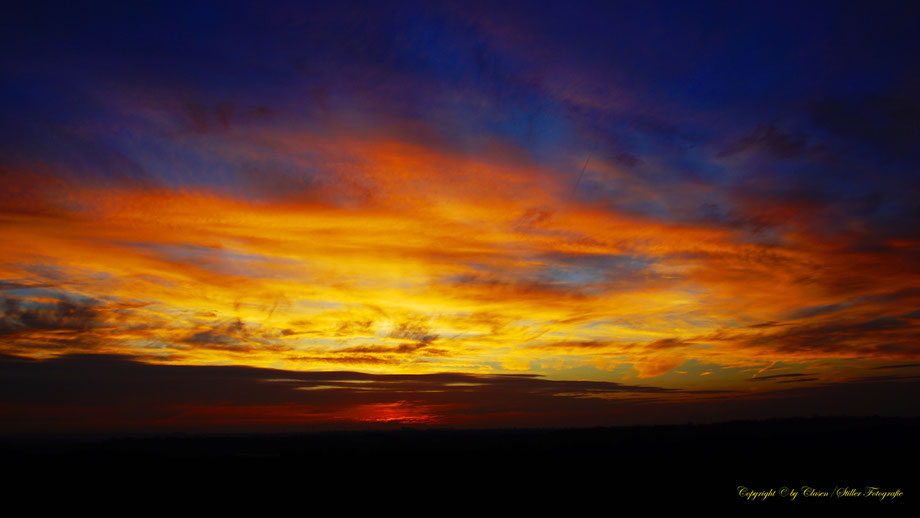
top-left (3, 416), bottom-right (917, 511)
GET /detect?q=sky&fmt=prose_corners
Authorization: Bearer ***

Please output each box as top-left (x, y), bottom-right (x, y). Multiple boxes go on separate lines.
top-left (2, 0), bottom-right (920, 432)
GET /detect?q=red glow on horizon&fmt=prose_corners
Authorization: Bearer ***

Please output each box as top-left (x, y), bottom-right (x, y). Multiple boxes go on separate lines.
top-left (348, 402), bottom-right (443, 425)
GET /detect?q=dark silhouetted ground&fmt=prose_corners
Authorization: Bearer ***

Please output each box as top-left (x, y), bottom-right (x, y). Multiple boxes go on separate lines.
top-left (3, 416), bottom-right (916, 512)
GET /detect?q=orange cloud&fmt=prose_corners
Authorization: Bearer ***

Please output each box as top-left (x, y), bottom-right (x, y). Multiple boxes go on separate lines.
top-left (1, 132), bottom-right (918, 394)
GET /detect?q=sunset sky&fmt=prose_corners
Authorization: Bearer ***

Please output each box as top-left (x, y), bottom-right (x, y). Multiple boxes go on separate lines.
top-left (2, 0), bottom-right (920, 432)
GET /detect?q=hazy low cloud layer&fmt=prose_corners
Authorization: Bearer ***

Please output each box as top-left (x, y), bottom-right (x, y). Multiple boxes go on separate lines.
top-left (2, 354), bottom-right (917, 432)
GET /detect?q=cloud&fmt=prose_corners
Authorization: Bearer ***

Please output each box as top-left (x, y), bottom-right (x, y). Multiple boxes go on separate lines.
top-left (0, 353), bottom-right (688, 432)
top-left (871, 363), bottom-right (920, 370)
top-left (182, 318), bottom-right (290, 353)
top-left (717, 124), bottom-right (808, 158)
top-left (748, 373), bottom-right (810, 382)
top-left (0, 296), bottom-right (100, 336)
top-left (287, 355), bottom-right (401, 366)
top-left (387, 320), bottom-right (438, 344)
top-left (3, 353), bottom-right (918, 433)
